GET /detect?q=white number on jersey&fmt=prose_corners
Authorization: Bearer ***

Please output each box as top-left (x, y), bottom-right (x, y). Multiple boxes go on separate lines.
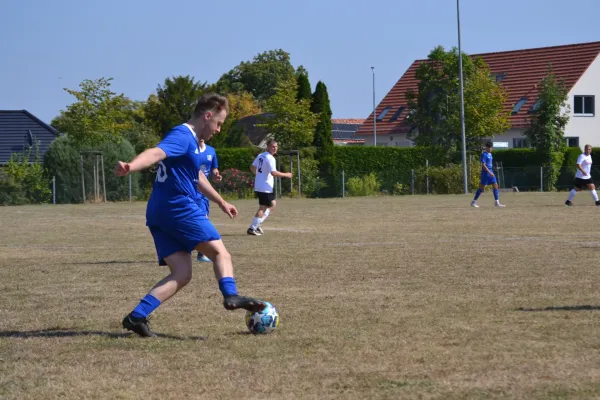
top-left (156, 161), bottom-right (168, 183)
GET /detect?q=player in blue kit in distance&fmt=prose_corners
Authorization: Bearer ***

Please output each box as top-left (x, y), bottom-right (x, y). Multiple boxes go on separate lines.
top-left (195, 139), bottom-right (221, 262)
top-left (115, 94), bottom-right (265, 337)
top-left (471, 142), bottom-right (505, 208)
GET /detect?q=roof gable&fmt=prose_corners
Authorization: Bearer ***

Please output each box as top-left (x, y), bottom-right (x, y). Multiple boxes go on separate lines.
top-left (0, 110), bottom-right (59, 164)
top-left (358, 41), bottom-right (600, 136)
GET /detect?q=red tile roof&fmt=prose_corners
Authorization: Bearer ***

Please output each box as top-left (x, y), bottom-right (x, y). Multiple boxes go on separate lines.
top-left (332, 118), bottom-right (365, 124)
top-left (357, 41), bottom-right (600, 136)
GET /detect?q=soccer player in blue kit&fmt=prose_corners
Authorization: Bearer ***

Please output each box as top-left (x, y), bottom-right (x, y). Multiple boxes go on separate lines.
top-left (115, 94), bottom-right (265, 337)
top-left (196, 139), bottom-right (221, 263)
top-left (471, 142), bottom-right (505, 208)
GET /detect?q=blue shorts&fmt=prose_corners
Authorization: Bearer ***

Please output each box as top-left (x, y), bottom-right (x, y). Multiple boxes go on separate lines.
top-left (149, 217), bottom-right (221, 266)
top-left (480, 173), bottom-right (497, 186)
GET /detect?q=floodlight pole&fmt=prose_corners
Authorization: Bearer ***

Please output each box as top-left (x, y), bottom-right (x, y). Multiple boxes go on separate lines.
top-left (457, 0), bottom-right (468, 194)
top-left (371, 66), bottom-right (377, 146)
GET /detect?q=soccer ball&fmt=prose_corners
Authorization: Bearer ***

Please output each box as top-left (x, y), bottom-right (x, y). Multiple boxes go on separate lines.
top-left (245, 302), bottom-right (279, 334)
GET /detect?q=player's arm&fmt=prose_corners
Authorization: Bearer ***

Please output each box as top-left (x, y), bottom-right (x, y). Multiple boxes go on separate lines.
top-left (481, 163), bottom-right (494, 177)
top-left (272, 170), bottom-right (293, 179)
top-left (576, 155), bottom-right (587, 175)
top-left (197, 172), bottom-right (237, 218)
top-left (250, 165), bottom-right (257, 175)
top-left (115, 147), bottom-right (166, 176)
top-left (211, 168), bottom-right (222, 183)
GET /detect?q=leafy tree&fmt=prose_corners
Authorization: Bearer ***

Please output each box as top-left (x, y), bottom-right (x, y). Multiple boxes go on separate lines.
top-left (296, 66), bottom-right (312, 103)
top-left (406, 46), bottom-right (510, 158)
top-left (215, 49), bottom-right (296, 102)
top-left (310, 81), bottom-right (335, 188)
top-left (52, 77), bottom-right (133, 146)
top-left (143, 75), bottom-right (207, 136)
top-left (210, 91), bottom-right (262, 148)
top-left (524, 65), bottom-right (570, 190)
top-left (263, 78), bottom-right (317, 149)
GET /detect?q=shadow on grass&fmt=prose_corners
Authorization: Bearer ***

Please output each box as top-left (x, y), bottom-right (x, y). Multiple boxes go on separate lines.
top-left (515, 305), bottom-right (600, 312)
top-left (62, 260), bottom-right (157, 266)
top-left (0, 328), bottom-right (207, 341)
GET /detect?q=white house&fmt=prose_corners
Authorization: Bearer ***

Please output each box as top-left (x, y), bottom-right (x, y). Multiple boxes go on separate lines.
top-left (357, 41), bottom-right (600, 149)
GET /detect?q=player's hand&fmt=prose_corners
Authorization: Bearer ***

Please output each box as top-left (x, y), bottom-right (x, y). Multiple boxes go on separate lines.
top-left (213, 171), bottom-right (223, 183)
top-left (219, 201), bottom-right (238, 219)
top-left (285, 172), bottom-right (293, 179)
top-left (488, 172), bottom-right (495, 178)
top-left (115, 161), bottom-right (130, 176)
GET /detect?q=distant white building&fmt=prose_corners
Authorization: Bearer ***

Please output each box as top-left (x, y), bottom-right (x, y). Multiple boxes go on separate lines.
top-left (357, 41), bottom-right (600, 150)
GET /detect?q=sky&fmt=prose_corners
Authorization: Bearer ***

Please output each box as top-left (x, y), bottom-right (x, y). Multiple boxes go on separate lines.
top-left (0, 0), bottom-right (598, 124)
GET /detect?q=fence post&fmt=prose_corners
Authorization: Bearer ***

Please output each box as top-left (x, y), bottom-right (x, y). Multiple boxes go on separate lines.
top-left (540, 167), bottom-right (543, 192)
top-left (52, 176), bottom-right (56, 205)
top-left (426, 159), bottom-right (429, 194)
top-left (342, 169), bottom-right (345, 198)
top-left (296, 152), bottom-right (301, 198)
top-left (101, 154), bottom-right (107, 202)
top-left (129, 174), bottom-right (132, 201)
top-left (411, 169), bottom-right (415, 195)
top-left (80, 155), bottom-right (86, 203)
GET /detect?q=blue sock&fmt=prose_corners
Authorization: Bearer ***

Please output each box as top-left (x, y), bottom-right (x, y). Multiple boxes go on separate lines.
top-left (474, 189), bottom-right (482, 201)
top-left (493, 188), bottom-right (499, 201)
top-left (131, 294), bottom-right (161, 319)
top-left (219, 277), bottom-right (238, 297)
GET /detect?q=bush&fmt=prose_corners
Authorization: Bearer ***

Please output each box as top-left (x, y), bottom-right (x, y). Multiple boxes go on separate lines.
top-left (347, 173), bottom-right (381, 196)
top-left (0, 145), bottom-right (51, 205)
top-left (219, 168), bottom-right (254, 199)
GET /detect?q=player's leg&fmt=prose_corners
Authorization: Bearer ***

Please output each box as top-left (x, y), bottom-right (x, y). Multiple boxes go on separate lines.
top-left (566, 180), bottom-right (583, 205)
top-left (492, 182), bottom-right (505, 207)
top-left (196, 239), bottom-right (266, 313)
top-left (257, 198), bottom-right (275, 234)
top-left (586, 182), bottom-right (600, 205)
top-left (123, 249), bottom-right (193, 337)
top-left (471, 182), bottom-right (486, 207)
top-left (197, 199), bottom-right (212, 262)
top-left (248, 193), bottom-right (267, 235)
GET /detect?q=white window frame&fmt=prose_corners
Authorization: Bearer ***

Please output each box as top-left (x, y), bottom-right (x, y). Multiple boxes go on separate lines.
top-left (574, 95), bottom-right (595, 117)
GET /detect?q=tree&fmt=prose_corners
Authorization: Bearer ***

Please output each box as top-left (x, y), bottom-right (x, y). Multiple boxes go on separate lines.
top-left (52, 77), bottom-right (133, 146)
top-left (215, 49), bottom-right (296, 102)
top-left (524, 65), bottom-right (570, 190)
top-left (295, 66), bottom-right (312, 103)
top-left (263, 78), bottom-right (317, 149)
top-left (310, 81), bottom-right (335, 187)
top-left (210, 91), bottom-right (263, 148)
top-left (406, 46), bottom-right (510, 158)
top-left (143, 75), bottom-right (207, 136)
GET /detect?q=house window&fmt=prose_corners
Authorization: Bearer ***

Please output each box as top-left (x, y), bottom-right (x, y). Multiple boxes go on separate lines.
top-left (376, 107), bottom-right (391, 122)
top-left (565, 137), bottom-right (579, 147)
top-left (528, 99), bottom-right (542, 114)
top-left (574, 96), bottom-right (595, 116)
top-left (512, 97), bottom-right (527, 114)
top-left (513, 138), bottom-right (530, 148)
top-left (389, 106), bottom-right (405, 122)
top-left (495, 73), bottom-right (506, 83)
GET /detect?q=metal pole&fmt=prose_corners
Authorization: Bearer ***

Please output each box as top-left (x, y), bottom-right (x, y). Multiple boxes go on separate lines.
top-left (52, 176), bottom-right (56, 205)
top-left (80, 155), bottom-right (86, 203)
top-left (540, 166), bottom-right (543, 192)
top-left (296, 153), bottom-right (301, 198)
top-left (457, 0), bottom-right (468, 194)
top-left (289, 154), bottom-right (293, 193)
top-left (426, 159), bottom-right (429, 194)
top-left (101, 154), bottom-right (107, 202)
top-left (129, 174), bottom-right (132, 201)
top-left (342, 169), bottom-right (345, 198)
top-left (411, 169), bottom-right (415, 195)
top-left (371, 66), bottom-right (376, 146)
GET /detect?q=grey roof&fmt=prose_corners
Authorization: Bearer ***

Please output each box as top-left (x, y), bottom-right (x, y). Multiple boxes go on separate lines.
top-left (0, 110), bottom-right (59, 164)
top-left (332, 123), bottom-right (364, 141)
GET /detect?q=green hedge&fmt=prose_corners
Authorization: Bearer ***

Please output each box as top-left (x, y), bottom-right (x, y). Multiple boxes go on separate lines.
top-left (215, 148), bottom-right (260, 173)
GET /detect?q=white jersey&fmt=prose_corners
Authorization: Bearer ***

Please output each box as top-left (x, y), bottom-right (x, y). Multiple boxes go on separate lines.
top-left (252, 152), bottom-right (277, 193)
top-left (576, 154), bottom-right (592, 179)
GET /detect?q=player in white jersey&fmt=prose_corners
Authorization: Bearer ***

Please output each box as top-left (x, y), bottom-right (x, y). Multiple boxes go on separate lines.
top-left (565, 144), bottom-right (600, 206)
top-left (247, 139), bottom-right (292, 236)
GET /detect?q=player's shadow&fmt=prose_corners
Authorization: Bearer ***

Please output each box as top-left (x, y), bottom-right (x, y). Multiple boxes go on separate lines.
top-left (62, 260), bottom-right (157, 266)
top-left (0, 328), bottom-right (207, 341)
top-left (515, 305), bottom-right (600, 312)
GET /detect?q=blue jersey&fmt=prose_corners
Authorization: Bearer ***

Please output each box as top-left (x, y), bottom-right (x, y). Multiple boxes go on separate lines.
top-left (196, 145), bottom-right (218, 211)
top-left (481, 151), bottom-right (493, 174)
top-left (146, 124), bottom-right (206, 227)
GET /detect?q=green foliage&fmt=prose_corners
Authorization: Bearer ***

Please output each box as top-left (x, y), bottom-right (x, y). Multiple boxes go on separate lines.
top-left (524, 66), bottom-right (570, 191)
top-left (347, 173), bottom-right (381, 196)
top-left (0, 145), bottom-right (51, 205)
top-left (43, 136), bottom-right (140, 203)
top-left (52, 77), bottom-right (133, 146)
top-left (296, 157), bottom-right (321, 197)
top-left (310, 81), bottom-right (335, 195)
top-left (563, 147), bottom-right (582, 167)
top-left (406, 46), bottom-right (510, 159)
top-left (263, 79), bottom-right (317, 149)
top-left (218, 168), bottom-right (255, 199)
top-left (143, 75), bottom-right (207, 137)
top-left (416, 161), bottom-right (480, 194)
top-left (215, 148), bottom-right (259, 172)
top-left (216, 49), bottom-right (296, 102)
top-left (209, 91), bottom-right (262, 148)
top-left (295, 67), bottom-right (312, 103)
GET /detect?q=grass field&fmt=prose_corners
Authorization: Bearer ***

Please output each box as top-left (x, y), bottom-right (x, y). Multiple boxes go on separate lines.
top-left (1, 192), bottom-right (600, 399)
